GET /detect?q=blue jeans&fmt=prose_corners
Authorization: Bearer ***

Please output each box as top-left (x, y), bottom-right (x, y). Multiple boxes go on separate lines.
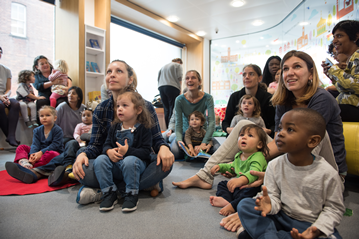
top-left (237, 198), bottom-right (342, 239)
top-left (94, 154), bottom-right (146, 195)
top-left (79, 153), bottom-right (172, 191)
top-left (170, 135), bottom-right (220, 160)
top-left (34, 139), bottom-right (80, 175)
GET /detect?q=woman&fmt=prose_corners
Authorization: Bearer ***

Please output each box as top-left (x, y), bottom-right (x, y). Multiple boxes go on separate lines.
top-left (173, 51), bottom-right (344, 189)
top-left (72, 60), bottom-right (174, 204)
top-left (322, 20), bottom-right (359, 122)
top-left (222, 64), bottom-right (275, 135)
top-left (0, 46), bottom-right (20, 146)
top-left (56, 86), bottom-right (85, 145)
top-left (173, 64), bottom-right (275, 189)
top-left (32, 55), bottom-right (67, 120)
top-left (261, 56), bottom-right (281, 90)
top-left (170, 70), bottom-right (220, 159)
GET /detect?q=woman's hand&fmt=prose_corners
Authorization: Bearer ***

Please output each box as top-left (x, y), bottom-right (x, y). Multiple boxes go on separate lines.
top-left (0, 95), bottom-right (10, 106)
top-left (321, 61), bottom-right (332, 78)
top-left (263, 127), bottom-right (272, 135)
top-left (157, 145), bottom-right (174, 172)
top-left (195, 143), bottom-right (209, 154)
top-left (188, 145), bottom-right (196, 156)
top-left (51, 78), bottom-right (62, 86)
top-left (166, 130), bottom-right (173, 137)
top-left (37, 96), bottom-right (46, 100)
top-left (106, 148), bottom-right (123, 163)
top-left (72, 152), bottom-right (89, 180)
top-left (226, 127), bottom-right (234, 135)
top-left (240, 170), bottom-right (265, 189)
top-left (210, 165), bottom-right (220, 176)
top-left (177, 141), bottom-right (185, 148)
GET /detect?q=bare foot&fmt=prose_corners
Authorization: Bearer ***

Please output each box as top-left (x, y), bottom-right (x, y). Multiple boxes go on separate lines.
top-left (209, 196), bottom-right (229, 207)
top-left (220, 213), bottom-right (242, 232)
top-left (172, 175), bottom-right (212, 189)
top-left (219, 204), bottom-right (235, 216)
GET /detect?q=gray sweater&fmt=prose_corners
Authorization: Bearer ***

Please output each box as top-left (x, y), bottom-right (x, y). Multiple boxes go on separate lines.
top-left (264, 154), bottom-right (345, 237)
top-left (230, 115), bottom-right (265, 128)
top-left (56, 102), bottom-right (86, 138)
top-left (158, 62), bottom-right (183, 90)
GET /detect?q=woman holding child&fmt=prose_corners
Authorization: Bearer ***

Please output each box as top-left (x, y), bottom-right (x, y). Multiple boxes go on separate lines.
top-left (72, 60), bottom-right (174, 206)
top-left (322, 20), bottom-right (359, 122)
top-left (170, 70), bottom-right (220, 159)
top-left (32, 55), bottom-right (67, 119)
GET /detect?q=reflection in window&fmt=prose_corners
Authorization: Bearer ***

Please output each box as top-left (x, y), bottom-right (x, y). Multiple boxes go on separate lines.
top-left (11, 3), bottom-right (26, 37)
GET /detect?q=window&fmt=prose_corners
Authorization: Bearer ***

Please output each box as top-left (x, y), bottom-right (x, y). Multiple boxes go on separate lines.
top-left (11, 3), bottom-right (26, 37)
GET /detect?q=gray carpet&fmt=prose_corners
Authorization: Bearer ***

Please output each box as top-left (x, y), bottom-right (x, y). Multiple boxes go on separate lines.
top-left (0, 149), bottom-right (358, 239)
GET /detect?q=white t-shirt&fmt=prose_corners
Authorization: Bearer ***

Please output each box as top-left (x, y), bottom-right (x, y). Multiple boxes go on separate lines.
top-left (0, 64), bottom-right (12, 94)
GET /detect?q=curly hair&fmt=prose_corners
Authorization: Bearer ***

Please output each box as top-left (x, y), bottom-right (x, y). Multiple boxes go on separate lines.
top-left (115, 91), bottom-right (153, 129)
top-left (18, 70), bottom-right (34, 83)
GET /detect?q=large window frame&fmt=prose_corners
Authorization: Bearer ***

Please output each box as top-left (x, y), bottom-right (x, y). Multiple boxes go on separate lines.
top-left (11, 2), bottom-right (27, 38)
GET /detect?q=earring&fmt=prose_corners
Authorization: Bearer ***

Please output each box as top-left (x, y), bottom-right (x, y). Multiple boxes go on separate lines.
top-left (308, 79), bottom-right (313, 86)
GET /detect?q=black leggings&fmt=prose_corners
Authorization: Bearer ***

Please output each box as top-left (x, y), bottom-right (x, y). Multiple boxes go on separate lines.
top-left (0, 98), bottom-right (20, 144)
top-left (340, 104), bottom-right (359, 122)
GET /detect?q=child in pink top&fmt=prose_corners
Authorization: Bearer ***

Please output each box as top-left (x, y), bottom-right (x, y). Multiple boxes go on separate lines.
top-left (268, 69), bottom-right (281, 94)
top-left (48, 59), bottom-right (72, 107)
top-left (73, 108), bottom-right (93, 147)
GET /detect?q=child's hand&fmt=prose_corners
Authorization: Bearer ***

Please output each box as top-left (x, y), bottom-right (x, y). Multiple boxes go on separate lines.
top-left (210, 165), bottom-right (220, 175)
top-left (290, 226), bottom-right (322, 239)
top-left (254, 185), bottom-right (272, 217)
top-left (221, 167), bottom-right (237, 178)
top-left (107, 148), bottom-right (123, 163)
top-left (166, 130), bottom-right (172, 137)
top-left (38, 96), bottom-right (46, 100)
top-left (29, 151), bottom-right (43, 164)
top-left (262, 127), bottom-right (272, 135)
top-left (116, 140), bottom-right (128, 156)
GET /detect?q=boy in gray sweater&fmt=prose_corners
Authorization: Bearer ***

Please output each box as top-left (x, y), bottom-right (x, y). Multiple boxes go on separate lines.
top-left (237, 108), bottom-right (345, 239)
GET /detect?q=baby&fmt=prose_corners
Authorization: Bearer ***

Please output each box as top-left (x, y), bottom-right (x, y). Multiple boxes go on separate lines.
top-left (73, 108), bottom-right (93, 147)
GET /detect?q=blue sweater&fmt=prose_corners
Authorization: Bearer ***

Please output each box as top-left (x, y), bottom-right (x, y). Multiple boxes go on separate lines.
top-left (30, 124), bottom-right (64, 155)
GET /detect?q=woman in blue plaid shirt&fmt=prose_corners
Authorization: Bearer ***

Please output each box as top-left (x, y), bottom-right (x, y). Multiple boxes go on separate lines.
top-left (73, 60), bottom-right (175, 205)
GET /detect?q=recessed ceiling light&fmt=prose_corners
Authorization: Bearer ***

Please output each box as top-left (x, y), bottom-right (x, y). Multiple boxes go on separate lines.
top-left (252, 20), bottom-right (264, 26)
top-left (214, 44), bottom-right (218, 46)
top-left (260, 37), bottom-right (264, 39)
top-left (243, 45), bottom-right (246, 48)
top-left (299, 22), bottom-right (309, 26)
top-left (196, 31), bottom-right (206, 36)
top-left (221, 45), bottom-right (226, 48)
top-left (266, 45), bottom-right (269, 47)
top-left (167, 16), bottom-right (179, 22)
top-left (230, 0), bottom-right (245, 8)
top-left (236, 40), bottom-right (240, 43)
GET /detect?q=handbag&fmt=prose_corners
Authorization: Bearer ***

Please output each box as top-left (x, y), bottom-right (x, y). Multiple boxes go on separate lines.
top-left (152, 94), bottom-right (163, 108)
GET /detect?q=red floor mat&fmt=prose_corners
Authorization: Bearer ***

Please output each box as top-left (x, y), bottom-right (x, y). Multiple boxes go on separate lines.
top-left (0, 170), bottom-right (79, 196)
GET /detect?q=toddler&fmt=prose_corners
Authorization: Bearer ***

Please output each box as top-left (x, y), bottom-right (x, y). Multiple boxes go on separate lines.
top-left (16, 70), bottom-right (46, 128)
top-left (73, 108), bottom-right (93, 147)
top-left (268, 69), bottom-right (281, 94)
top-left (184, 111), bottom-right (213, 156)
top-left (230, 94), bottom-right (271, 135)
top-left (94, 90), bottom-right (153, 212)
top-left (6, 106), bottom-right (64, 182)
top-left (209, 124), bottom-right (268, 216)
top-left (237, 108), bottom-right (345, 239)
top-left (215, 115), bottom-right (222, 132)
top-left (48, 59), bottom-right (72, 107)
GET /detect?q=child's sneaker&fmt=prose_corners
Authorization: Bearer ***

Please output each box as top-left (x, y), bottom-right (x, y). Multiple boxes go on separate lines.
top-left (76, 185), bottom-right (103, 205)
top-left (99, 188), bottom-right (118, 211)
top-left (31, 121), bottom-right (39, 128)
top-left (122, 193), bottom-right (139, 212)
top-left (25, 121), bottom-right (33, 128)
top-left (18, 159), bottom-right (33, 169)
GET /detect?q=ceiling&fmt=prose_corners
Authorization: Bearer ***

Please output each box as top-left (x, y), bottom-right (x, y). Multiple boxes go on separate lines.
top-left (126, 0), bottom-right (304, 40)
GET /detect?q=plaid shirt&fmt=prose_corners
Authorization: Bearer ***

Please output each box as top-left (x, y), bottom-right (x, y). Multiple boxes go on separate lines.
top-left (84, 96), bottom-right (168, 159)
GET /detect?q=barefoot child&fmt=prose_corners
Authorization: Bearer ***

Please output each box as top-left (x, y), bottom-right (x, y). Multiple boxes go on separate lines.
top-left (16, 70), bottom-right (46, 128)
top-left (230, 95), bottom-right (271, 135)
top-left (268, 69), bottom-right (281, 94)
top-left (209, 124), bottom-right (268, 216)
top-left (5, 106), bottom-right (64, 180)
top-left (48, 59), bottom-right (72, 107)
top-left (73, 108), bottom-right (93, 147)
top-left (237, 108), bottom-right (345, 239)
top-left (94, 90), bottom-right (153, 212)
top-left (184, 111), bottom-right (213, 156)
